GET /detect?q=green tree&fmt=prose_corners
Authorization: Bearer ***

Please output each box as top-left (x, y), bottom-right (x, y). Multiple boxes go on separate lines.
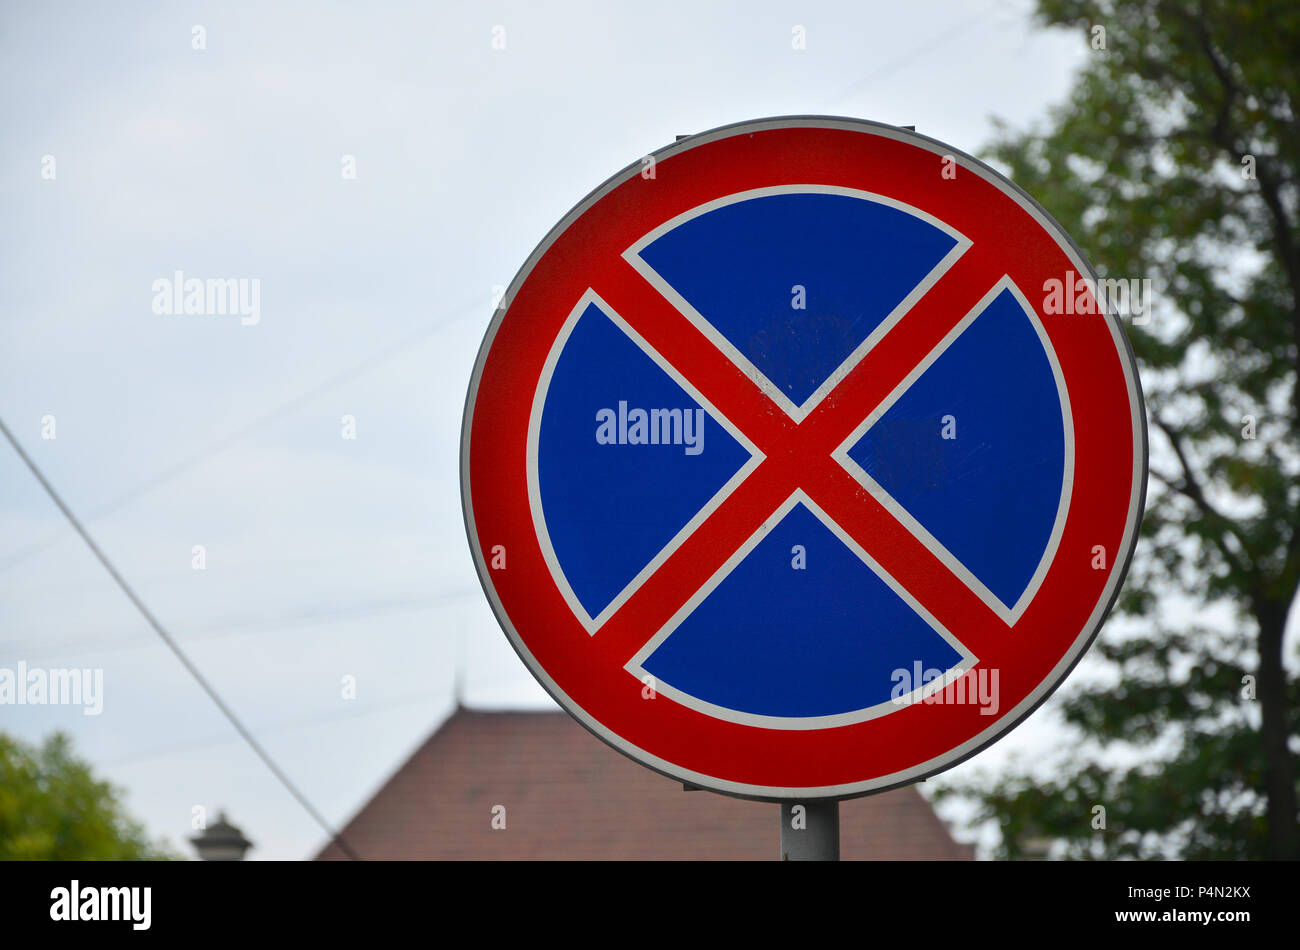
top-left (937, 0), bottom-right (1300, 859)
top-left (0, 732), bottom-right (175, 860)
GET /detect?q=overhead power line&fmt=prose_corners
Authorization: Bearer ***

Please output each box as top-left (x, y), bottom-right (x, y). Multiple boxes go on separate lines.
top-left (833, 8), bottom-right (1003, 104)
top-left (3, 589), bottom-right (477, 662)
top-left (0, 414), bottom-right (362, 861)
top-left (0, 294), bottom-right (484, 574)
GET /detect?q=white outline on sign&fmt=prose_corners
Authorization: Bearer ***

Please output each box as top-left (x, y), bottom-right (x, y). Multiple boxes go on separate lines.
top-left (625, 489), bottom-right (978, 730)
top-left (624, 184), bottom-right (972, 423)
top-left (526, 288), bottom-right (764, 635)
top-left (462, 116), bottom-right (1148, 801)
top-left (832, 276), bottom-right (1075, 626)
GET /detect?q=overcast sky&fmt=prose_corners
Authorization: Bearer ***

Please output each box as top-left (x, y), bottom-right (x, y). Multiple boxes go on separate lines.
top-left (0, 0), bottom-right (1135, 859)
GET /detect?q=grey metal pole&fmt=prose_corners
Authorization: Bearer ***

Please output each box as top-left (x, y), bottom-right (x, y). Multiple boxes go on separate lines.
top-left (780, 800), bottom-right (840, 860)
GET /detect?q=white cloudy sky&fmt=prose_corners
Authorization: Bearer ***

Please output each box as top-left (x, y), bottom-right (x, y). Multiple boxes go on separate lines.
top-left (0, 0), bottom-right (1133, 859)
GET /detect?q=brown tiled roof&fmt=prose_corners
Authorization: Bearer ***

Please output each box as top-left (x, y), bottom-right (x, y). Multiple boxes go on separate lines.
top-left (316, 706), bottom-right (975, 860)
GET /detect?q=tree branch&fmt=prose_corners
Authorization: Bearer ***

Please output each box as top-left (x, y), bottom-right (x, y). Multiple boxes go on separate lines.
top-left (1166, 0), bottom-right (1300, 594)
top-left (1149, 411), bottom-right (1257, 582)
top-left (1174, 1), bottom-right (1300, 432)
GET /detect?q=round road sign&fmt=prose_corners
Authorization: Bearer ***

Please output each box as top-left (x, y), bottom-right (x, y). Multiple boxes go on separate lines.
top-left (461, 116), bottom-right (1146, 800)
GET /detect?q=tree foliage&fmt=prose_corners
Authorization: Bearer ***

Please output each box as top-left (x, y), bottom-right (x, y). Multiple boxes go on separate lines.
top-left (0, 732), bottom-right (175, 860)
top-left (937, 0), bottom-right (1300, 859)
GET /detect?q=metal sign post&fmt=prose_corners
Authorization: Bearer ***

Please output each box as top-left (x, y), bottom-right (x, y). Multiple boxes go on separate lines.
top-left (781, 800), bottom-right (840, 861)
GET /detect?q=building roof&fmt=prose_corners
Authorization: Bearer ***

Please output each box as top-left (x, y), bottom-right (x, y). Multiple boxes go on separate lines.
top-left (316, 706), bottom-right (975, 860)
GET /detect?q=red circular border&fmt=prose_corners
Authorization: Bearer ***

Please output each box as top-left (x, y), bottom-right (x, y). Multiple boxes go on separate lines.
top-left (462, 118), bottom-right (1145, 798)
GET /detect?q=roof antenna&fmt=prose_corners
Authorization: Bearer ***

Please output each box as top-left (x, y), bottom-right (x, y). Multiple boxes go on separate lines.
top-left (452, 626), bottom-right (466, 710)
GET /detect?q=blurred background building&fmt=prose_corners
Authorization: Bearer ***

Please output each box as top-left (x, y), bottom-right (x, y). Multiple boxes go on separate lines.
top-left (315, 705), bottom-right (973, 860)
